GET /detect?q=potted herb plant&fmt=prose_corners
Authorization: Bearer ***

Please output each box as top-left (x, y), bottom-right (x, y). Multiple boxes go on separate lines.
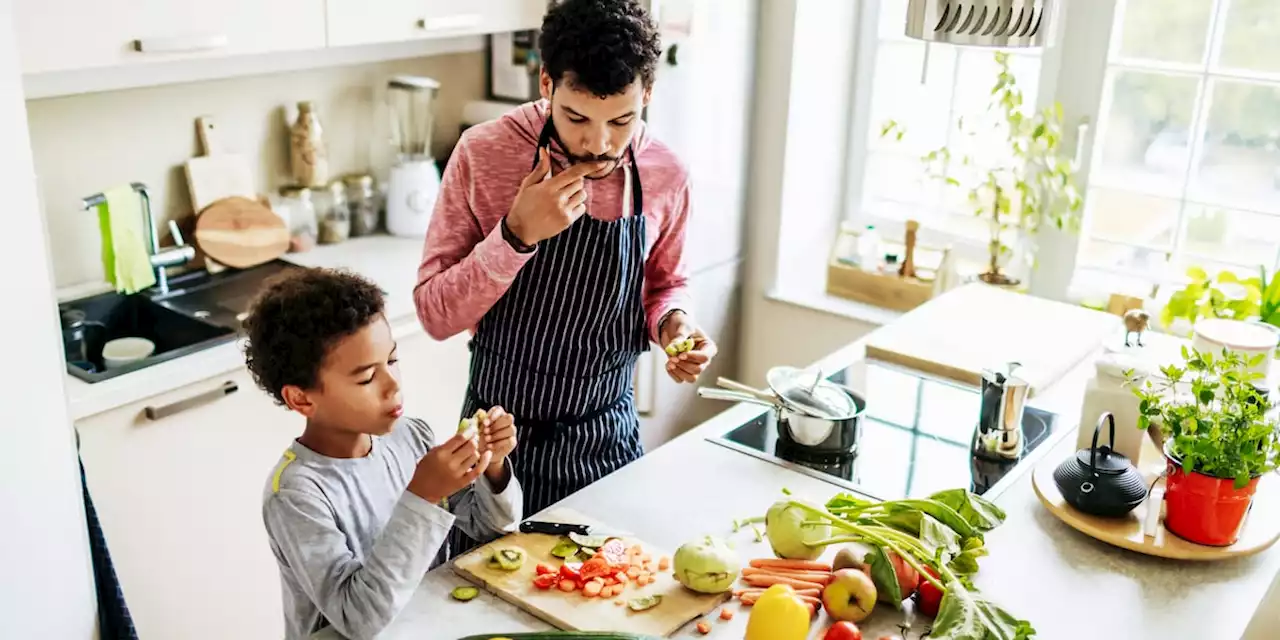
top-left (1131, 346), bottom-right (1280, 546)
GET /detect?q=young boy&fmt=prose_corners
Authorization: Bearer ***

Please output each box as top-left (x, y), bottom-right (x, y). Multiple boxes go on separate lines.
top-left (244, 267), bottom-right (522, 640)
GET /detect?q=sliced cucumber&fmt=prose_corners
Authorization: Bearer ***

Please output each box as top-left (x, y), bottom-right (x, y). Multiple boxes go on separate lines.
top-left (627, 594), bottom-right (663, 611)
top-left (549, 538), bottom-right (580, 559)
top-left (450, 585), bottom-right (479, 601)
top-left (567, 532), bottom-right (610, 549)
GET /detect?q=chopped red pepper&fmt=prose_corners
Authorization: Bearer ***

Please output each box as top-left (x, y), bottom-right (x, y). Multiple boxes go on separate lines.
top-left (558, 562), bottom-right (583, 582)
top-left (580, 556), bottom-right (614, 582)
top-left (532, 573), bottom-right (558, 590)
top-left (535, 563), bottom-right (554, 576)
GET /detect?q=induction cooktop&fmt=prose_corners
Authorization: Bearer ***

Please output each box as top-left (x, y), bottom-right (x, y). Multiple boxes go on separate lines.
top-left (707, 360), bottom-right (1069, 502)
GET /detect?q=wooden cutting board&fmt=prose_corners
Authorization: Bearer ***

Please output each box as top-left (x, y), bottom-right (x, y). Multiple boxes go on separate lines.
top-left (452, 508), bottom-right (729, 637)
top-left (185, 116), bottom-right (255, 215)
top-left (864, 282), bottom-right (1120, 396)
top-left (194, 196), bottom-right (289, 269)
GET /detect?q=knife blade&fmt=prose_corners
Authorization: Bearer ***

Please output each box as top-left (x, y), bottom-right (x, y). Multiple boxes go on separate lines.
top-left (518, 520), bottom-right (630, 538)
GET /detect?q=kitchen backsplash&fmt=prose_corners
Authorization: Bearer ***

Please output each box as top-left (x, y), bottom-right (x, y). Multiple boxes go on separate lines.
top-left (25, 51), bottom-right (486, 289)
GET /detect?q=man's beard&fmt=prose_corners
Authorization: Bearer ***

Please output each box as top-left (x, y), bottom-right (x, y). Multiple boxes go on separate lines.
top-left (551, 131), bottom-right (622, 179)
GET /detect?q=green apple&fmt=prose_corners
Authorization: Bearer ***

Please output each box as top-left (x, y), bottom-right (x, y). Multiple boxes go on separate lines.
top-left (822, 568), bottom-right (877, 622)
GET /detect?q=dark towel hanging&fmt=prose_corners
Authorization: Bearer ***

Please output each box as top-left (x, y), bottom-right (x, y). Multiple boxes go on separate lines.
top-left (76, 429), bottom-right (139, 640)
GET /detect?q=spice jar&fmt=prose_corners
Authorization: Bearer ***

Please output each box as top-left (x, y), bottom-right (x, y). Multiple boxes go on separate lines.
top-left (318, 181), bottom-right (351, 244)
top-left (278, 186), bottom-right (317, 252)
top-left (344, 174), bottom-right (380, 237)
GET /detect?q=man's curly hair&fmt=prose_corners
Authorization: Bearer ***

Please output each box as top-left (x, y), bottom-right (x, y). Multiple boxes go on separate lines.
top-left (538, 0), bottom-right (662, 97)
top-left (242, 267), bottom-right (385, 406)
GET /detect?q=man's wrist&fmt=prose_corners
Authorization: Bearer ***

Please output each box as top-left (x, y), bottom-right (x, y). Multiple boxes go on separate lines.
top-left (658, 308), bottom-right (687, 340)
top-left (501, 216), bottom-right (535, 253)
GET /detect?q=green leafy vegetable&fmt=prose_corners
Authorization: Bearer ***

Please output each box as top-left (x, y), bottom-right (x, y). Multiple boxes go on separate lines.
top-left (865, 544), bottom-right (904, 608)
top-left (929, 577), bottom-right (1035, 640)
top-left (929, 488), bottom-right (1007, 532)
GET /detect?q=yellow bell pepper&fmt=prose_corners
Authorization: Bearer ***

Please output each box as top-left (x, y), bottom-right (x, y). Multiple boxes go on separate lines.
top-left (744, 584), bottom-right (811, 640)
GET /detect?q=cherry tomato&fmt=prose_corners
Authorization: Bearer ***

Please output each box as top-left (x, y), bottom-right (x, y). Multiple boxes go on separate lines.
top-left (535, 563), bottom-right (554, 576)
top-left (916, 566), bottom-right (944, 618)
top-left (558, 562), bottom-right (582, 581)
top-left (532, 573), bottom-right (558, 590)
top-left (823, 621), bottom-right (863, 640)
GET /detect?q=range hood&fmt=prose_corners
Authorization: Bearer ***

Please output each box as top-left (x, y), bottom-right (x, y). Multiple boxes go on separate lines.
top-left (904, 0), bottom-right (1057, 48)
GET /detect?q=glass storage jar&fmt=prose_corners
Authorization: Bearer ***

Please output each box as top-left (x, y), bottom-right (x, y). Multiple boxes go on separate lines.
top-left (344, 173), bottom-right (380, 236)
top-left (318, 181), bottom-right (351, 244)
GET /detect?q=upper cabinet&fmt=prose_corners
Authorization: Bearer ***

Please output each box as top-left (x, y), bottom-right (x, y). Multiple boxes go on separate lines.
top-left (325, 0), bottom-right (547, 48)
top-left (15, 0), bottom-right (328, 75)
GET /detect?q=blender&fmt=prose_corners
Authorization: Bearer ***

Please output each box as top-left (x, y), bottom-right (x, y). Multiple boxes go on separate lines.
top-left (385, 75), bottom-right (442, 237)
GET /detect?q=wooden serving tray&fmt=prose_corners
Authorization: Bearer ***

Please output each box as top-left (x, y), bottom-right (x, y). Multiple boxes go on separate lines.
top-left (1032, 456), bottom-right (1280, 560)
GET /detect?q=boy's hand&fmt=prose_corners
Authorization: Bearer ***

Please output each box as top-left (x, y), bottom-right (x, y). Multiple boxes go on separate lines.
top-left (479, 406), bottom-right (517, 462)
top-left (407, 429), bottom-right (493, 505)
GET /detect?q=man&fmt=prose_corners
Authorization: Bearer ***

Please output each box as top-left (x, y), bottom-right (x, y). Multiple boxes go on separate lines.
top-left (414, 0), bottom-right (716, 544)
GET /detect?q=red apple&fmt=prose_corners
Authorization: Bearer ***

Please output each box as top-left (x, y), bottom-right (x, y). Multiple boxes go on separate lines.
top-left (822, 568), bottom-right (877, 622)
top-left (823, 621), bottom-right (863, 640)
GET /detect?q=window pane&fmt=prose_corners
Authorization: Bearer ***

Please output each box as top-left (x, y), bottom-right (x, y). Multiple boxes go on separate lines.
top-left (1072, 268), bottom-right (1159, 300)
top-left (878, 0), bottom-right (910, 39)
top-left (867, 41), bottom-right (958, 156)
top-left (1189, 80), bottom-right (1280, 212)
top-left (1080, 238), bottom-right (1171, 274)
top-left (1096, 71), bottom-right (1200, 195)
top-left (1085, 188), bottom-right (1181, 248)
top-left (866, 150), bottom-right (942, 207)
top-left (946, 50), bottom-right (1041, 171)
top-left (1171, 256), bottom-right (1269, 281)
top-left (1116, 0), bottom-right (1213, 64)
top-left (1182, 205), bottom-right (1280, 269)
top-left (1218, 0), bottom-right (1280, 74)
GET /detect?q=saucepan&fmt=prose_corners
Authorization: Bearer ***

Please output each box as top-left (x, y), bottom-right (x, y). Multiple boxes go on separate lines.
top-left (698, 367), bottom-right (866, 454)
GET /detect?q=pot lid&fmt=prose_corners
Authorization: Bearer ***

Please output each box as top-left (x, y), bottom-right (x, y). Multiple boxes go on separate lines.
top-left (765, 366), bottom-right (859, 419)
top-left (1074, 446), bottom-right (1133, 475)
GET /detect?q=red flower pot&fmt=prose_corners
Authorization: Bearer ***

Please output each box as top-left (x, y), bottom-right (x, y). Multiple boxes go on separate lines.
top-left (1163, 445), bottom-right (1260, 547)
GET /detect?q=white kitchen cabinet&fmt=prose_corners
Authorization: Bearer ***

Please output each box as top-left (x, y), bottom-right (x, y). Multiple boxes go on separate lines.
top-left (325, 0), bottom-right (547, 48)
top-left (392, 329), bottom-right (473, 444)
top-left (75, 367), bottom-right (301, 640)
top-left (15, 0), bottom-right (327, 75)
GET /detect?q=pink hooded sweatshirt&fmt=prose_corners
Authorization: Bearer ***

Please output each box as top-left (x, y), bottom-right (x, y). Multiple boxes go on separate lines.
top-left (413, 99), bottom-right (692, 344)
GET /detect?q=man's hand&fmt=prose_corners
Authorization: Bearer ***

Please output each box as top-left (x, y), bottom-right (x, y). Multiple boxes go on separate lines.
top-left (406, 429), bottom-right (493, 505)
top-left (479, 406), bottom-right (517, 489)
top-left (658, 311), bottom-right (716, 383)
top-left (505, 148), bottom-right (607, 246)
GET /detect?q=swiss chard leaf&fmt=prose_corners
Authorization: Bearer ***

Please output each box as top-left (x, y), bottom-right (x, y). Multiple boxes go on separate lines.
top-left (884, 499), bottom-right (978, 540)
top-left (918, 512), bottom-right (963, 558)
top-left (929, 488), bottom-right (1007, 532)
top-left (929, 578), bottom-right (1035, 640)
top-left (826, 492), bottom-right (875, 511)
top-left (865, 544), bottom-right (904, 609)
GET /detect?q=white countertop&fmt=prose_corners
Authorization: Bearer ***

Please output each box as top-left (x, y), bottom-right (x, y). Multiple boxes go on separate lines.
top-left (61, 235), bottom-right (429, 421)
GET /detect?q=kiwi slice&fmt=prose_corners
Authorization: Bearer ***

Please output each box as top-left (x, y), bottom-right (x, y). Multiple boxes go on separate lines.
top-left (492, 547), bottom-right (526, 571)
top-left (550, 538), bottom-right (580, 559)
top-left (451, 585), bottom-right (480, 601)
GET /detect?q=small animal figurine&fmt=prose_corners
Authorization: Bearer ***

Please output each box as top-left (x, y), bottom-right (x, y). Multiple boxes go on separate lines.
top-left (1123, 308), bottom-right (1150, 347)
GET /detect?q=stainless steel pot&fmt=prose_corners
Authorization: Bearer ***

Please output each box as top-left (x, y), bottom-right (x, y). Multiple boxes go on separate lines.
top-left (698, 374), bottom-right (866, 454)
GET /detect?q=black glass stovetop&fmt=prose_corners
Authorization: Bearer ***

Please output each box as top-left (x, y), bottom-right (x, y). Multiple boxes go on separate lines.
top-left (707, 360), bottom-right (1065, 502)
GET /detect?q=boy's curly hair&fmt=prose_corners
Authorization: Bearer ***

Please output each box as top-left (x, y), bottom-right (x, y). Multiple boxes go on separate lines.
top-left (538, 0), bottom-right (662, 97)
top-left (242, 267), bottom-right (385, 406)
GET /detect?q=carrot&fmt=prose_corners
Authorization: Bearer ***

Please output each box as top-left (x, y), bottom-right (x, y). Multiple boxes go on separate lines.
top-left (626, 567), bottom-right (641, 579)
top-left (739, 593), bottom-right (821, 609)
top-left (741, 567), bottom-right (834, 584)
top-left (658, 556), bottom-right (671, 571)
top-left (558, 579), bottom-right (576, 592)
top-left (696, 621), bottom-right (711, 634)
top-left (741, 574), bottom-right (826, 591)
top-left (615, 572), bottom-right (629, 583)
top-left (614, 599), bottom-right (624, 606)
top-left (583, 581), bottom-right (603, 597)
top-left (604, 577), bottom-right (618, 587)
top-left (641, 553), bottom-right (652, 564)
top-left (749, 558), bottom-right (832, 572)
top-left (719, 608), bottom-right (735, 621)
top-left (734, 587), bottom-right (820, 598)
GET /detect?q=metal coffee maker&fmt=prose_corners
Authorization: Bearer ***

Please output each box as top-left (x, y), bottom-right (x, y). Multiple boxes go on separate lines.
top-left (973, 361), bottom-right (1029, 461)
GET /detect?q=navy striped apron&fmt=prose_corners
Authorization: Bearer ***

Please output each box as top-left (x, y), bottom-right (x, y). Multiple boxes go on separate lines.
top-left (445, 120), bottom-right (650, 558)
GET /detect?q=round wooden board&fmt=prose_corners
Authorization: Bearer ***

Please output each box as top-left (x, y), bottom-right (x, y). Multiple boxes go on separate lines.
top-left (1032, 455), bottom-right (1280, 560)
top-left (194, 196), bottom-right (290, 269)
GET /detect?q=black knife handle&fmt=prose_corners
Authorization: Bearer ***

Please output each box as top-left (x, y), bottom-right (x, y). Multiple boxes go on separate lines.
top-left (518, 521), bottom-right (587, 536)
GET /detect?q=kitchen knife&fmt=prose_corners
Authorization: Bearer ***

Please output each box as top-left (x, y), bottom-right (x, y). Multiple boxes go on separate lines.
top-left (518, 520), bottom-right (630, 538)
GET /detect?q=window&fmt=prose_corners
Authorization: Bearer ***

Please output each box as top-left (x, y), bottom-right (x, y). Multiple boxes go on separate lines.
top-left (846, 0), bottom-right (1046, 257)
top-left (1076, 0), bottom-right (1280, 296)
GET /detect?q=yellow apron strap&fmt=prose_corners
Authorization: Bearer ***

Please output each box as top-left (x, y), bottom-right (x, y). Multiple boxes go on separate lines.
top-left (271, 450), bottom-right (298, 494)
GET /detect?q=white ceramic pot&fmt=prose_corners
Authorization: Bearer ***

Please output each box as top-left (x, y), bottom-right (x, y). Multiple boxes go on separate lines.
top-left (1191, 318), bottom-right (1279, 378)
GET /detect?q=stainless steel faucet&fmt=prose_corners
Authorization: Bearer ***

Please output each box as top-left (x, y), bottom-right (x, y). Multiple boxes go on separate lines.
top-left (82, 182), bottom-right (195, 295)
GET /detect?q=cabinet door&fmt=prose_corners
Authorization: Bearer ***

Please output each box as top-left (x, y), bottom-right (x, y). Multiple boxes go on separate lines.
top-left (393, 329), bottom-right (473, 444)
top-left (15, 0), bottom-right (326, 75)
top-left (326, 0), bottom-right (547, 48)
top-left (76, 368), bottom-right (301, 640)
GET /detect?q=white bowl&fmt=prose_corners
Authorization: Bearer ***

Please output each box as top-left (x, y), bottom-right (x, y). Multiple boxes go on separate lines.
top-left (1191, 318), bottom-right (1278, 378)
top-left (102, 337), bottom-right (156, 370)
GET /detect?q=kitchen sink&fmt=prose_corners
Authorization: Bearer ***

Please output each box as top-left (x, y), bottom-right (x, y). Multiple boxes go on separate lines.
top-left (59, 260), bottom-right (306, 383)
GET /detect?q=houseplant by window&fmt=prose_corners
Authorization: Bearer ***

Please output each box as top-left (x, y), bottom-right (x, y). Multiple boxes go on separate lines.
top-left (1131, 346), bottom-right (1280, 546)
top-left (1161, 265), bottom-right (1280, 336)
top-left (881, 52), bottom-right (1084, 289)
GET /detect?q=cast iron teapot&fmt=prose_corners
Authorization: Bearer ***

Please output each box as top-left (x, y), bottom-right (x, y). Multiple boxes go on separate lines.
top-left (1053, 412), bottom-right (1149, 517)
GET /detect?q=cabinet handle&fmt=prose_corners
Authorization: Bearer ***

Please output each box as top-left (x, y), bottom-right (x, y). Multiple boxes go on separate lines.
top-left (132, 34), bottom-right (230, 54)
top-left (418, 14), bottom-right (483, 32)
top-left (144, 381), bottom-right (238, 421)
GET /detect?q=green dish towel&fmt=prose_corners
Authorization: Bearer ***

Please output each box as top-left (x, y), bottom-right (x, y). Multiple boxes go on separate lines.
top-left (96, 185), bottom-right (156, 294)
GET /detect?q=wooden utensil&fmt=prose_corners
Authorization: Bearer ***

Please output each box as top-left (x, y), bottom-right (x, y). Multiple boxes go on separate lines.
top-left (863, 283), bottom-right (1119, 397)
top-left (899, 219), bottom-right (919, 278)
top-left (184, 116), bottom-right (255, 214)
top-left (452, 507), bottom-right (729, 637)
top-left (194, 197), bottom-right (289, 269)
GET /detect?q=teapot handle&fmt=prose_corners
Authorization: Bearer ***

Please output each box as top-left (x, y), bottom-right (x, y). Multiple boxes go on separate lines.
top-left (1089, 412), bottom-right (1117, 475)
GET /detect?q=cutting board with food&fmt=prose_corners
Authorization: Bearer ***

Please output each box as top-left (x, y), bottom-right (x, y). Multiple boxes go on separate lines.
top-left (863, 282), bottom-right (1119, 396)
top-left (452, 508), bottom-right (730, 637)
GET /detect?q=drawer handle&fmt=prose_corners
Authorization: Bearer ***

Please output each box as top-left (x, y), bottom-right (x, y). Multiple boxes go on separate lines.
top-left (418, 14), bottom-right (483, 32)
top-left (144, 381), bottom-right (238, 420)
top-left (132, 34), bottom-right (229, 54)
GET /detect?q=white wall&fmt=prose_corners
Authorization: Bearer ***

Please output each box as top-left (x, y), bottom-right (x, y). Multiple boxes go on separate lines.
top-left (738, 0), bottom-right (880, 384)
top-left (0, 0), bottom-right (99, 636)
top-left (26, 51), bottom-right (486, 289)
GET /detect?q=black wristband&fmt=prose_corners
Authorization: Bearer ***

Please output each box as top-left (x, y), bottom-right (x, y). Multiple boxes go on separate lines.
top-left (500, 216), bottom-right (535, 254)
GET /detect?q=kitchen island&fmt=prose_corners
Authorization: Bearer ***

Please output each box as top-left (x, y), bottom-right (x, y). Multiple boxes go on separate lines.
top-left (313, 291), bottom-right (1280, 640)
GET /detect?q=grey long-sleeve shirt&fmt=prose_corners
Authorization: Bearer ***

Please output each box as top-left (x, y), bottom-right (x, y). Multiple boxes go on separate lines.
top-left (262, 417), bottom-right (522, 640)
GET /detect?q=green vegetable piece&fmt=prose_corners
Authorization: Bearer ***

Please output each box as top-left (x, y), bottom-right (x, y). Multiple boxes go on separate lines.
top-left (865, 545), bottom-right (904, 609)
top-left (450, 585), bottom-right (480, 601)
top-left (664, 343), bottom-right (679, 356)
top-left (458, 418), bottom-right (475, 435)
top-left (550, 538), bottom-right (580, 559)
top-left (575, 549), bottom-right (596, 563)
top-left (928, 577), bottom-right (1035, 640)
top-left (627, 594), bottom-right (663, 612)
top-left (493, 547), bottom-right (526, 571)
top-left (928, 489), bottom-right (1007, 533)
top-left (568, 533), bottom-right (609, 549)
